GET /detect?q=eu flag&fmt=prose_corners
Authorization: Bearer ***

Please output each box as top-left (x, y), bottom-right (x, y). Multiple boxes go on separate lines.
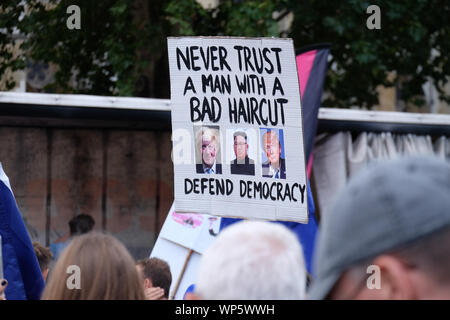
top-left (0, 163), bottom-right (45, 300)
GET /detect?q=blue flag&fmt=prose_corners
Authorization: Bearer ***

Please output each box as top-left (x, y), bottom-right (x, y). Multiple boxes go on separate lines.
top-left (0, 163), bottom-right (45, 300)
top-left (220, 45), bottom-right (330, 277)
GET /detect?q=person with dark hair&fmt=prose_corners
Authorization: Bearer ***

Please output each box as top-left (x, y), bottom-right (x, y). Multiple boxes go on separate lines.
top-left (32, 242), bottom-right (53, 282)
top-left (230, 131), bottom-right (255, 175)
top-left (68, 214), bottom-right (95, 235)
top-left (50, 214), bottom-right (95, 261)
top-left (136, 257), bottom-right (172, 300)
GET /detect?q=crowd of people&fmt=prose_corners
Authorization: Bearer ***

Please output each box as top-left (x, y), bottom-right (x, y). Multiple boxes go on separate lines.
top-left (1, 155), bottom-right (449, 300)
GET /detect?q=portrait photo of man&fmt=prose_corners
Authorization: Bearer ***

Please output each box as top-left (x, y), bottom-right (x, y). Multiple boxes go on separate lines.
top-left (261, 129), bottom-right (286, 179)
top-left (230, 131), bottom-right (255, 176)
top-left (195, 126), bottom-right (222, 174)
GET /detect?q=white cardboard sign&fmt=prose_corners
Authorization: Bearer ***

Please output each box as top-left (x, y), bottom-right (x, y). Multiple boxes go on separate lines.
top-left (168, 37), bottom-right (308, 223)
top-left (150, 236), bottom-right (201, 300)
top-left (158, 204), bottom-right (221, 254)
top-left (150, 204), bottom-right (221, 299)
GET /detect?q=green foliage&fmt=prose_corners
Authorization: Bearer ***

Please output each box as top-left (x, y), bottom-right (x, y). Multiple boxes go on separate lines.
top-left (0, 0), bottom-right (449, 108)
top-left (288, 0), bottom-right (450, 108)
top-left (18, 0), bottom-right (143, 95)
top-left (0, 1), bottom-right (27, 90)
top-left (166, 0), bottom-right (286, 37)
top-left (0, 0), bottom-right (168, 96)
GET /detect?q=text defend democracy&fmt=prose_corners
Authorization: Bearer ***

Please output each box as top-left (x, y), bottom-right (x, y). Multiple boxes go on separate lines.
top-left (184, 178), bottom-right (306, 203)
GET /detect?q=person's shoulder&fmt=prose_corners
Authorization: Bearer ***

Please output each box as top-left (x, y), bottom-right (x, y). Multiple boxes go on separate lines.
top-left (52, 233), bottom-right (70, 244)
top-left (248, 157), bottom-right (255, 165)
top-left (51, 240), bottom-right (69, 248)
top-left (50, 241), bottom-right (69, 257)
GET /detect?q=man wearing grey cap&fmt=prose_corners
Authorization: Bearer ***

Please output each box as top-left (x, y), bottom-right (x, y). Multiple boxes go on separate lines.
top-left (309, 156), bottom-right (450, 299)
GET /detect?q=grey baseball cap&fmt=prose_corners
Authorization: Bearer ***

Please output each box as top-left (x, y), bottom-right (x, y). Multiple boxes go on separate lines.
top-left (308, 156), bottom-right (450, 299)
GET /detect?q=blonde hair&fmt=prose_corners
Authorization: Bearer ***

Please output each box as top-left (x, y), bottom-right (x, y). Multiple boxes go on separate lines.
top-left (195, 126), bottom-right (221, 164)
top-left (262, 130), bottom-right (280, 152)
top-left (42, 232), bottom-right (145, 300)
top-left (196, 126), bottom-right (220, 148)
top-left (196, 221), bottom-right (306, 300)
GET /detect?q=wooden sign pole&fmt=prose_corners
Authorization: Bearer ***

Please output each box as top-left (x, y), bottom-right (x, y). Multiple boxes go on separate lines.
top-left (170, 249), bottom-right (193, 300)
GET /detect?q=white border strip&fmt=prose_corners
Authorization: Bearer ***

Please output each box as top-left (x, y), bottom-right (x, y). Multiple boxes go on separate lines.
top-left (1, 92), bottom-right (450, 126)
top-left (0, 162), bottom-right (13, 193)
top-left (0, 92), bottom-right (171, 111)
top-left (319, 107), bottom-right (450, 126)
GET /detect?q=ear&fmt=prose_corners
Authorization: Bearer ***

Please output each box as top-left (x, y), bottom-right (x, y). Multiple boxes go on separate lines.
top-left (144, 278), bottom-right (153, 289)
top-left (364, 255), bottom-right (417, 300)
top-left (43, 268), bottom-right (49, 282)
top-left (184, 292), bottom-right (201, 300)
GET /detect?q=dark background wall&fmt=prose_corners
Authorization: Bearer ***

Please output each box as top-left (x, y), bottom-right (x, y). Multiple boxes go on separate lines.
top-left (0, 126), bottom-right (174, 260)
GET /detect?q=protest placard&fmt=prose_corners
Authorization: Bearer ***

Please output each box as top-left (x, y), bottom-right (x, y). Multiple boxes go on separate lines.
top-left (151, 204), bottom-right (221, 299)
top-left (168, 37), bottom-right (308, 223)
top-left (158, 204), bottom-right (221, 254)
